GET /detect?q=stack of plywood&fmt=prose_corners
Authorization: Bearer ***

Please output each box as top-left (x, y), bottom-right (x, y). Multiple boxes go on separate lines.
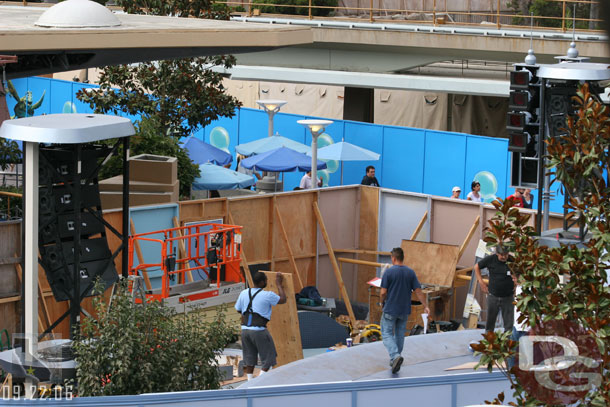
top-left (100, 154), bottom-right (179, 209)
top-left (401, 240), bottom-right (459, 333)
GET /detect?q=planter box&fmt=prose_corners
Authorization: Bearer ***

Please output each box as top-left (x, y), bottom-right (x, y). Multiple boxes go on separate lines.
top-left (129, 154), bottom-right (177, 185)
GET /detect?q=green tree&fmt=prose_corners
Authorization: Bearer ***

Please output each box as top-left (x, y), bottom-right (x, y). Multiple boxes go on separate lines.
top-left (472, 84), bottom-right (610, 406)
top-left (98, 117), bottom-right (201, 198)
top-left (0, 139), bottom-right (22, 170)
top-left (73, 280), bottom-right (236, 396)
top-left (76, 0), bottom-right (241, 196)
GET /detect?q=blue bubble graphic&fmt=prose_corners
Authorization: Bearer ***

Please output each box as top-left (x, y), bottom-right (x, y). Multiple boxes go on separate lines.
top-left (210, 127), bottom-right (230, 150)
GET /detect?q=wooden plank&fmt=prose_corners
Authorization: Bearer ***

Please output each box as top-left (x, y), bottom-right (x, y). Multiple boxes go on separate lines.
top-left (410, 210), bottom-right (428, 240)
top-left (274, 202), bottom-right (304, 291)
top-left (270, 254), bottom-right (316, 262)
top-left (261, 272), bottom-right (303, 367)
top-left (401, 240), bottom-right (460, 288)
top-left (338, 257), bottom-right (385, 268)
top-left (178, 198), bottom-right (226, 224)
top-left (457, 215), bottom-right (480, 260)
top-left (0, 257), bottom-right (22, 265)
top-left (357, 186), bottom-right (379, 303)
top-left (172, 216), bottom-right (193, 283)
top-left (456, 274), bottom-right (488, 284)
top-left (102, 210), bottom-right (125, 274)
top-left (0, 295), bottom-right (20, 304)
top-left (130, 218), bottom-right (152, 290)
top-left (227, 211), bottom-right (254, 288)
top-left (334, 249), bottom-right (391, 256)
top-left (228, 198), bottom-right (271, 264)
top-left (269, 197), bottom-right (275, 271)
top-left (0, 221), bottom-right (21, 296)
top-left (313, 201), bottom-right (357, 328)
top-left (15, 263), bottom-right (48, 335)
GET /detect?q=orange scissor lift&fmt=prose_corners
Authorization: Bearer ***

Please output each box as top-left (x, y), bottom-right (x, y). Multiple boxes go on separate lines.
top-left (128, 223), bottom-right (245, 310)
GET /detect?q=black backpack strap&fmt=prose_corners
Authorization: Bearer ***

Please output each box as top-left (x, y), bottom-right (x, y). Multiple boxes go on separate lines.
top-left (242, 288), bottom-right (269, 327)
top-left (245, 288), bottom-right (263, 314)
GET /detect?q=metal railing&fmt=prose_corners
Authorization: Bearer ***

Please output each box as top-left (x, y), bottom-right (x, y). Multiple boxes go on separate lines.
top-left (224, 0), bottom-right (602, 31)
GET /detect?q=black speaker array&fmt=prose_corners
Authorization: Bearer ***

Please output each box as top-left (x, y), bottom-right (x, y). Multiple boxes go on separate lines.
top-left (545, 85), bottom-right (578, 139)
top-left (38, 146), bottom-right (118, 302)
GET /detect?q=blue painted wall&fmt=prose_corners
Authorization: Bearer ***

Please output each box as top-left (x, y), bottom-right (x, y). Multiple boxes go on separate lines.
top-left (8, 77), bottom-right (566, 213)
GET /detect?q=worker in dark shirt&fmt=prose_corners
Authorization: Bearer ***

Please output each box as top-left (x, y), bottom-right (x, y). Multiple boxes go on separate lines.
top-left (474, 245), bottom-right (516, 332)
top-left (361, 165), bottom-right (380, 187)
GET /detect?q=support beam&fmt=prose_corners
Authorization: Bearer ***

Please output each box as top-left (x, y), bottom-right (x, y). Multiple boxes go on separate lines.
top-left (172, 217), bottom-right (194, 284)
top-left (456, 274), bottom-right (488, 284)
top-left (274, 201), bottom-right (304, 291)
top-left (410, 211), bottom-right (428, 241)
top-left (334, 248), bottom-right (391, 256)
top-left (313, 201), bottom-right (357, 328)
top-left (228, 211), bottom-right (254, 288)
top-left (24, 142), bottom-right (38, 353)
top-left (130, 219), bottom-right (152, 290)
top-left (457, 215), bottom-right (480, 260)
top-left (338, 257), bottom-right (386, 268)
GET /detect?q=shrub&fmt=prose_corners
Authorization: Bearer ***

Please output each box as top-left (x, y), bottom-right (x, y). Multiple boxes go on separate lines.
top-left (471, 84), bottom-right (610, 406)
top-left (72, 280), bottom-right (236, 396)
top-left (0, 186), bottom-right (22, 220)
top-left (253, 0), bottom-right (337, 17)
top-left (96, 117), bottom-right (200, 199)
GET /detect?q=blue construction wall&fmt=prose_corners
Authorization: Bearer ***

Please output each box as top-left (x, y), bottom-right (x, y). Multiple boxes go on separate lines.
top-left (7, 77), bottom-right (565, 213)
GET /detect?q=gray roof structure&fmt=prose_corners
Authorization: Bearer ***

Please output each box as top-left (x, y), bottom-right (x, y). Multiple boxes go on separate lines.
top-left (0, 113), bottom-right (134, 144)
top-left (0, 3), bottom-right (312, 79)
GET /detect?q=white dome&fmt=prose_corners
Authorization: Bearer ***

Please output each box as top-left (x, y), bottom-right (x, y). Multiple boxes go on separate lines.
top-left (35, 0), bottom-right (121, 28)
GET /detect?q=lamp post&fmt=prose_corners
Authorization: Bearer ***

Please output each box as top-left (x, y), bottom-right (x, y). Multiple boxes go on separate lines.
top-left (256, 99), bottom-right (287, 138)
top-left (256, 99), bottom-right (287, 191)
top-left (298, 119), bottom-right (333, 189)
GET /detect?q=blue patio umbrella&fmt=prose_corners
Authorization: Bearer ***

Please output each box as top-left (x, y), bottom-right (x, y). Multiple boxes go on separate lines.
top-left (313, 141), bottom-right (380, 161)
top-left (240, 147), bottom-right (327, 172)
top-left (235, 135), bottom-right (310, 156)
top-left (309, 141), bottom-right (380, 185)
top-left (192, 163), bottom-right (256, 190)
top-left (182, 136), bottom-right (233, 166)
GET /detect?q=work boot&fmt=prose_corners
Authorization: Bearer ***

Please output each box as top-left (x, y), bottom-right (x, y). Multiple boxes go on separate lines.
top-left (391, 356), bottom-right (403, 374)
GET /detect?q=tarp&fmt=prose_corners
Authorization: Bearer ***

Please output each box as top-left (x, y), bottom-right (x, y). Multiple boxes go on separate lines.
top-left (235, 135), bottom-right (310, 156)
top-left (241, 147), bottom-right (327, 172)
top-left (192, 163), bottom-right (255, 190)
top-left (182, 136), bottom-right (233, 166)
top-left (312, 141), bottom-right (380, 161)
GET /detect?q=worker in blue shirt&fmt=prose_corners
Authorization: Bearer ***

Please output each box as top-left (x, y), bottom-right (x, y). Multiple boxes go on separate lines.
top-left (380, 247), bottom-right (429, 374)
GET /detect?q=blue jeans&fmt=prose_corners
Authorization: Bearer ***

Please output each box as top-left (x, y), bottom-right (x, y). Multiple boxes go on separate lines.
top-left (381, 312), bottom-right (408, 362)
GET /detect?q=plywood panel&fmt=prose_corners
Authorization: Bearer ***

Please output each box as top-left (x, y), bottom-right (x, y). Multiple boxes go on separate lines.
top-left (179, 198), bottom-right (227, 223)
top-left (0, 302), bottom-right (18, 338)
top-left (229, 197), bottom-right (271, 264)
top-left (317, 187), bottom-right (360, 298)
top-left (275, 192), bottom-right (317, 258)
top-left (0, 221), bottom-right (22, 336)
top-left (401, 240), bottom-right (460, 288)
top-left (261, 272), bottom-right (303, 367)
top-left (430, 198), bottom-right (481, 268)
top-left (274, 192), bottom-right (317, 290)
top-left (299, 257), bottom-right (317, 288)
top-left (357, 186), bottom-right (379, 303)
top-left (0, 221), bottom-right (21, 296)
top-left (379, 191), bottom-right (429, 249)
top-left (103, 210), bottom-right (125, 273)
